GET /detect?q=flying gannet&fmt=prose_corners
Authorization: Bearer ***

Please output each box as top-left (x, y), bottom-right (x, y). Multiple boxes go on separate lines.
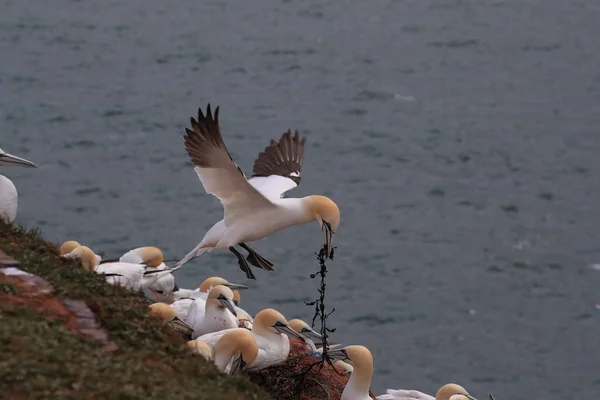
top-left (173, 104), bottom-right (341, 279)
top-left (0, 147), bottom-right (37, 223)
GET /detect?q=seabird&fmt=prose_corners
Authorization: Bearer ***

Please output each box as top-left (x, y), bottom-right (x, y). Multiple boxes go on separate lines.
top-left (0, 147), bottom-right (37, 223)
top-left (328, 345), bottom-right (480, 400)
top-left (173, 104), bottom-right (341, 279)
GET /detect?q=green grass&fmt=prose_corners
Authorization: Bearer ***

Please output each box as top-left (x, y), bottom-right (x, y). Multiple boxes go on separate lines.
top-left (0, 220), bottom-right (271, 400)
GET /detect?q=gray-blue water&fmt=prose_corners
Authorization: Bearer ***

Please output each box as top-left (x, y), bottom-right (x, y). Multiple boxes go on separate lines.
top-left (3, 0), bottom-right (600, 398)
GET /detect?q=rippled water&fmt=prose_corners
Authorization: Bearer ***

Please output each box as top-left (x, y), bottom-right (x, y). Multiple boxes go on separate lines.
top-left (3, 0), bottom-right (600, 398)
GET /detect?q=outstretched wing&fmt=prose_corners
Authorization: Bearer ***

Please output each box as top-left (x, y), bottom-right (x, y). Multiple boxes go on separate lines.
top-left (249, 130), bottom-right (307, 202)
top-left (183, 104), bottom-right (276, 225)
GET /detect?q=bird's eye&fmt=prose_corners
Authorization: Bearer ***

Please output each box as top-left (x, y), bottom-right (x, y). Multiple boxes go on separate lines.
top-left (273, 321), bottom-right (285, 327)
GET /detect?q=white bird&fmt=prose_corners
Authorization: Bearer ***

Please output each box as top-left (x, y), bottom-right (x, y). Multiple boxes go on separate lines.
top-left (0, 147), bottom-right (37, 223)
top-left (59, 240), bottom-right (101, 272)
top-left (173, 276), bottom-right (249, 300)
top-left (196, 308), bottom-right (305, 371)
top-left (115, 246), bottom-right (176, 303)
top-left (288, 318), bottom-right (323, 344)
top-left (148, 302), bottom-right (194, 336)
top-left (173, 104), bottom-right (341, 280)
top-left (328, 346), bottom-right (479, 400)
top-left (288, 318), bottom-right (342, 357)
top-left (210, 329), bottom-right (259, 374)
top-left (170, 276), bottom-right (249, 320)
top-left (65, 246), bottom-right (175, 292)
top-left (188, 285), bottom-right (239, 339)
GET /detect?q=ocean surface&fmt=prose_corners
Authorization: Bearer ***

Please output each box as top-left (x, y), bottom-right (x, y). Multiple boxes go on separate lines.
top-left (3, 0), bottom-right (600, 398)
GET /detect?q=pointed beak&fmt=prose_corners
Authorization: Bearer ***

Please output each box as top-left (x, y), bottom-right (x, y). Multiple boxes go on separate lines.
top-left (0, 152), bottom-right (37, 168)
top-left (219, 296), bottom-right (238, 317)
top-left (321, 220), bottom-right (334, 258)
top-left (466, 395), bottom-right (479, 400)
top-left (224, 282), bottom-right (249, 291)
top-left (300, 328), bottom-right (323, 343)
top-left (327, 348), bottom-right (349, 361)
top-left (229, 354), bottom-right (247, 375)
top-left (275, 324), bottom-right (306, 342)
top-left (170, 316), bottom-right (194, 335)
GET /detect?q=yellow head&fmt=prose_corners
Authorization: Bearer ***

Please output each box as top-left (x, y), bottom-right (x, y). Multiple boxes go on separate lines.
top-left (59, 240), bottom-right (81, 256)
top-left (437, 384), bottom-right (476, 400)
top-left (252, 308), bottom-right (304, 341)
top-left (199, 276), bottom-right (249, 293)
top-left (65, 246), bottom-right (98, 271)
top-left (304, 195), bottom-right (340, 257)
top-left (187, 339), bottom-right (212, 360)
top-left (206, 285), bottom-right (237, 317)
top-left (148, 303), bottom-right (177, 322)
top-left (135, 246), bottom-right (164, 268)
top-left (288, 318), bottom-right (310, 332)
top-left (328, 345), bottom-right (373, 387)
top-left (213, 329), bottom-right (259, 374)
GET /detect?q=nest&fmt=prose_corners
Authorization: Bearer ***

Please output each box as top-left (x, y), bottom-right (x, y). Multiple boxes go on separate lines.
top-left (247, 339), bottom-right (376, 400)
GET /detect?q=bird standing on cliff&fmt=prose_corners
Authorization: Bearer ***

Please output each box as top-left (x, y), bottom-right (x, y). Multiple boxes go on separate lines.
top-left (0, 147), bottom-right (37, 223)
top-left (173, 104), bottom-right (341, 279)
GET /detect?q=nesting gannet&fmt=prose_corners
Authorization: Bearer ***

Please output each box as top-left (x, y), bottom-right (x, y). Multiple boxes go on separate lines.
top-left (187, 339), bottom-right (213, 360)
top-left (116, 246), bottom-right (177, 303)
top-left (59, 241), bottom-right (82, 256)
top-left (377, 384), bottom-right (479, 400)
top-left (196, 308), bottom-right (305, 371)
top-left (171, 276), bottom-right (248, 320)
top-left (188, 285), bottom-right (239, 339)
top-left (211, 329), bottom-right (259, 374)
top-left (0, 147), bottom-right (37, 223)
top-left (66, 246), bottom-right (175, 292)
top-left (173, 104), bottom-right (341, 279)
top-left (60, 240), bottom-right (102, 266)
top-left (148, 302), bottom-right (194, 336)
top-left (289, 319), bottom-right (323, 344)
top-left (174, 276), bottom-right (249, 300)
top-left (328, 346), bottom-right (479, 400)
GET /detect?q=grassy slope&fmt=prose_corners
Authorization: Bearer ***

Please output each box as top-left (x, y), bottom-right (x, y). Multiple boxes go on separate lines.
top-left (0, 220), bottom-right (271, 400)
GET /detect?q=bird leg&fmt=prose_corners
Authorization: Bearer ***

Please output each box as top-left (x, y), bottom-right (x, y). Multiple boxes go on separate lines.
top-left (229, 246), bottom-right (256, 280)
top-left (239, 243), bottom-right (275, 271)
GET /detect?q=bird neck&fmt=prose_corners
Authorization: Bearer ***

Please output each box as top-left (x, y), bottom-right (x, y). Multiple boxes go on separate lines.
top-left (213, 349), bottom-right (234, 372)
top-left (342, 363), bottom-right (372, 400)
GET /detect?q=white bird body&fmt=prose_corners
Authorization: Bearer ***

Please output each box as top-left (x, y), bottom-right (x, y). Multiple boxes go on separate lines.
top-left (96, 262), bottom-right (145, 290)
top-left (188, 285), bottom-right (239, 339)
top-left (171, 298), bottom-right (195, 320)
top-left (0, 175), bottom-right (18, 223)
top-left (376, 389), bottom-right (434, 400)
top-left (0, 148), bottom-right (37, 223)
top-left (195, 308), bottom-right (305, 371)
top-left (65, 246), bottom-right (177, 292)
top-left (115, 246), bottom-right (176, 302)
top-left (174, 105), bottom-right (340, 280)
